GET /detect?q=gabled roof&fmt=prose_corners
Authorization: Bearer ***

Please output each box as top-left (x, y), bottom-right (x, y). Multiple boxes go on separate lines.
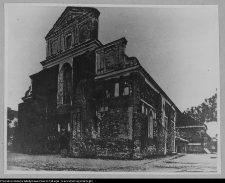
top-left (45, 6), bottom-right (100, 40)
top-left (176, 113), bottom-right (201, 127)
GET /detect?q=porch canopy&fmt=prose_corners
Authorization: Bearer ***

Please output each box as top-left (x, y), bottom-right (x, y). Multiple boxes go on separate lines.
top-left (175, 136), bottom-right (189, 143)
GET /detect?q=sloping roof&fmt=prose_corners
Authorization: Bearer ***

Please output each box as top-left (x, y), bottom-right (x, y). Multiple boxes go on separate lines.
top-left (176, 113), bottom-right (200, 127)
top-left (175, 136), bottom-right (189, 143)
top-left (139, 65), bottom-right (181, 113)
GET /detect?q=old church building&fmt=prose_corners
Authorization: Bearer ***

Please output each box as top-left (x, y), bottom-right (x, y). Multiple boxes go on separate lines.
top-left (14, 7), bottom-right (181, 159)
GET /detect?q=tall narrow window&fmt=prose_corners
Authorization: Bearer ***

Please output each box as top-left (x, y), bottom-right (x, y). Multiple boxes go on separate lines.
top-left (165, 102), bottom-right (170, 117)
top-left (114, 83), bottom-right (119, 97)
top-left (93, 115), bottom-right (98, 132)
top-left (63, 65), bottom-right (72, 104)
top-left (68, 123), bottom-right (70, 132)
top-left (142, 105), bottom-right (144, 114)
top-left (106, 89), bottom-right (110, 98)
top-left (105, 81), bottom-right (111, 98)
top-left (123, 86), bottom-right (129, 96)
top-left (145, 107), bottom-right (148, 116)
top-left (123, 80), bottom-right (130, 96)
top-left (58, 124), bottom-right (60, 132)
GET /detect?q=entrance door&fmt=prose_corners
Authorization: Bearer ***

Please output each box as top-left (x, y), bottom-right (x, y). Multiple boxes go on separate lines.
top-left (177, 146), bottom-right (181, 153)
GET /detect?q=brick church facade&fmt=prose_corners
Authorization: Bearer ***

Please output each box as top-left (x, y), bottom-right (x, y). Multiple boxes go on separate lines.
top-left (14, 7), bottom-right (180, 159)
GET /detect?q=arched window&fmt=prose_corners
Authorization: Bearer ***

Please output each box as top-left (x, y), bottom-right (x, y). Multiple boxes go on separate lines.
top-left (63, 64), bottom-right (72, 104)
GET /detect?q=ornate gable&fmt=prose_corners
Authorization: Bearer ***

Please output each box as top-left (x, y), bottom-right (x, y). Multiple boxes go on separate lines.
top-left (46, 7), bottom-right (97, 39)
top-left (45, 7), bottom-right (100, 59)
top-left (95, 37), bottom-right (139, 75)
top-left (46, 12), bottom-right (81, 38)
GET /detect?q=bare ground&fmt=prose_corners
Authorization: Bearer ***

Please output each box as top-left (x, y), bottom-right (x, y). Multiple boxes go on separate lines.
top-left (7, 152), bottom-right (218, 172)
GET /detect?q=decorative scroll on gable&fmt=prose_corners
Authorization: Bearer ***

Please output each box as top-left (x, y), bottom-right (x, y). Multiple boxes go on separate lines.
top-left (49, 12), bottom-right (82, 36)
top-left (45, 7), bottom-right (100, 59)
top-left (95, 37), bottom-right (139, 75)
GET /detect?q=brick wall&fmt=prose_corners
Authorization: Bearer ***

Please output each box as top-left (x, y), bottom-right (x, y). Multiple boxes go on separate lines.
top-left (16, 59), bottom-right (176, 159)
top-left (93, 74), bottom-right (134, 159)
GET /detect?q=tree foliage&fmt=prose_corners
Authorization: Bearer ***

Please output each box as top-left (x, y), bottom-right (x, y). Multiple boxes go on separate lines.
top-left (183, 93), bottom-right (217, 124)
top-left (7, 107), bottom-right (18, 146)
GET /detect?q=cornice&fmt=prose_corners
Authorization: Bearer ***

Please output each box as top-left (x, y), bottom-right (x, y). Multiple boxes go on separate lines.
top-left (41, 39), bottom-right (102, 68)
top-left (95, 65), bottom-right (139, 80)
top-left (139, 65), bottom-right (181, 113)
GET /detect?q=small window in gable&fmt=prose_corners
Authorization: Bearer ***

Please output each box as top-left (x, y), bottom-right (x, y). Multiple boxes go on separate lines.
top-left (65, 34), bottom-right (72, 50)
top-left (80, 25), bottom-right (90, 43)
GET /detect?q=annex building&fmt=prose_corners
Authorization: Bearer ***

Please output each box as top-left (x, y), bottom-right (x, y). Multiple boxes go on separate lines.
top-left (14, 7), bottom-right (181, 159)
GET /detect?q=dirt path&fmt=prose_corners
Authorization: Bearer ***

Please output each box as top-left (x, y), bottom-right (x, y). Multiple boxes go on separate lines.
top-left (7, 152), bottom-right (218, 172)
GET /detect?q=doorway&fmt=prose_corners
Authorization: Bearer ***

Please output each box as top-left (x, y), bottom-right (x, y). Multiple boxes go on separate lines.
top-left (177, 146), bottom-right (181, 153)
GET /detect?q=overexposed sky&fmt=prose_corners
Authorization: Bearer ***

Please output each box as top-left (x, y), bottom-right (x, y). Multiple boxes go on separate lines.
top-left (5, 4), bottom-right (219, 112)
top-left (206, 121), bottom-right (218, 138)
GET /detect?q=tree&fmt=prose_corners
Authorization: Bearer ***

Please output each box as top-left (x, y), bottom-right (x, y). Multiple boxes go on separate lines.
top-left (183, 92), bottom-right (217, 124)
top-left (7, 107), bottom-right (18, 148)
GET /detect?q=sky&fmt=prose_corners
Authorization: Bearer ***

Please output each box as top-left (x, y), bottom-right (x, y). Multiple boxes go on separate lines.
top-left (206, 121), bottom-right (218, 138)
top-left (5, 4), bottom-right (219, 113)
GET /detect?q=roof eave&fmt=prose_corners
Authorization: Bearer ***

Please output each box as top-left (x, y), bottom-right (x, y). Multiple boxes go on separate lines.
top-left (139, 65), bottom-right (181, 113)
